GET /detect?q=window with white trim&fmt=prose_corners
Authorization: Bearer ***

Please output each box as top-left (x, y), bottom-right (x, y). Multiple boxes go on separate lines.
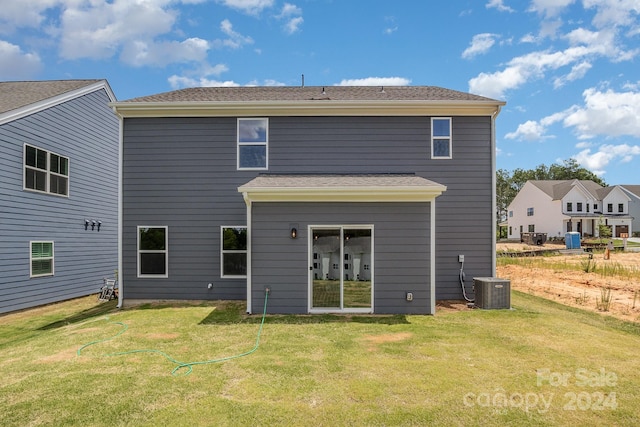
top-left (24, 144), bottom-right (69, 196)
top-left (31, 241), bottom-right (54, 277)
top-left (527, 207), bottom-right (534, 216)
top-left (431, 117), bottom-right (452, 159)
top-left (138, 226), bottom-right (168, 277)
top-left (237, 118), bottom-right (268, 169)
top-left (221, 226), bottom-right (247, 277)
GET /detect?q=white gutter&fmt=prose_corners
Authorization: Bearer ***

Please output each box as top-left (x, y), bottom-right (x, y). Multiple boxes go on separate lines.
top-left (110, 100), bottom-right (504, 118)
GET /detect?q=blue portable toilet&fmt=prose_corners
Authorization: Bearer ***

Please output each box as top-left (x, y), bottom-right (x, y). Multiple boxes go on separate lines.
top-left (565, 232), bottom-right (581, 249)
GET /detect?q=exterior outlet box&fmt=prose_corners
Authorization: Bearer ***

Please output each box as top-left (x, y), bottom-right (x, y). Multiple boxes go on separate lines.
top-left (406, 292), bottom-right (413, 302)
top-left (458, 255), bottom-right (464, 263)
top-left (473, 277), bottom-right (510, 309)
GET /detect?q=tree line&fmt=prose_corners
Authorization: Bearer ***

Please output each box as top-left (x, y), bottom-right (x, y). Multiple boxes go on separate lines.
top-left (496, 158), bottom-right (606, 224)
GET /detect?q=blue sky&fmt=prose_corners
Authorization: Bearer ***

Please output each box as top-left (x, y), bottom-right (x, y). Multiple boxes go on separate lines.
top-left (1, 0), bottom-right (639, 184)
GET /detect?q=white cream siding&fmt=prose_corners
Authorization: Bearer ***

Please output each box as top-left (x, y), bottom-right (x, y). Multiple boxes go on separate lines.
top-left (507, 182), bottom-right (567, 240)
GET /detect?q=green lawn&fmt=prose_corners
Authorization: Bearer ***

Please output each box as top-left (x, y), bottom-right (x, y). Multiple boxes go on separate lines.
top-left (1, 293), bottom-right (639, 426)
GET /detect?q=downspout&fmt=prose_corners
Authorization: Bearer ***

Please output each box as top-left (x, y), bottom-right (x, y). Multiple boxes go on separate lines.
top-left (115, 112), bottom-right (124, 309)
top-left (491, 105), bottom-right (503, 277)
top-left (430, 198), bottom-right (436, 315)
top-left (242, 192), bottom-right (252, 314)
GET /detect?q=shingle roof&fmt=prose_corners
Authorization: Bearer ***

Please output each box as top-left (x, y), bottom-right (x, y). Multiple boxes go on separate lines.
top-left (621, 185), bottom-right (640, 198)
top-left (123, 85), bottom-right (501, 103)
top-left (240, 173), bottom-right (443, 189)
top-left (530, 180), bottom-right (604, 200)
top-left (0, 80), bottom-right (103, 114)
top-left (238, 173), bottom-right (447, 203)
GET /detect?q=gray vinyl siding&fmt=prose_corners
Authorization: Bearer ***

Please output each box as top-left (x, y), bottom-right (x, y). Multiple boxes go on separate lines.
top-left (250, 202), bottom-right (431, 314)
top-left (122, 115), bottom-right (493, 306)
top-left (0, 89), bottom-right (118, 314)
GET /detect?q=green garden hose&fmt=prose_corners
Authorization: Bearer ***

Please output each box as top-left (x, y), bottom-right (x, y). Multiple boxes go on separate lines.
top-left (77, 293), bottom-right (269, 376)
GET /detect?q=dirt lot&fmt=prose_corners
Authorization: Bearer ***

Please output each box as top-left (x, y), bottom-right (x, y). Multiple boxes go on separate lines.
top-left (496, 242), bottom-right (640, 323)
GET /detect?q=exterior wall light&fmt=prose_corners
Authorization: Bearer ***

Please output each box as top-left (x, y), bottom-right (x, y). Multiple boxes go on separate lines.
top-left (291, 227), bottom-right (297, 239)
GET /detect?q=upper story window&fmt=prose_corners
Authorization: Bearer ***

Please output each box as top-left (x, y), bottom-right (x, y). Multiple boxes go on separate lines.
top-left (577, 202), bottom-right (583, 212)
top-left (618, 203), bottom-right (624, 213)
top-left (431, 117), bottom-right (452, 159)
top-left (566, 202), bottom-right (573, 212)
top-left (594, 204), bottom-right (598, 210)
top-left (587, 204), bottom-right (590, 213)
top-left (24, 144), bottom-right (69, 196)
top-left (238, 118), bottom-right (268, 170)
top-left (138, 226), bottom-right (168, 278)
top-left (509, 211), bottom-right (513, 217)
top-left (221, 226), bottom-right (247, 278)
top-left (607, 203), bottom-right (613, 213)
top-left (527, 207), bottom-right (534, 216)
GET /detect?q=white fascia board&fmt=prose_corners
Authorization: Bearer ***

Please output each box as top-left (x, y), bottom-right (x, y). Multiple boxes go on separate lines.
top-left (0, 80), bottom-right (115, 125)
top-left (111, 100), bottom-right (504, 118)
top-left (238, 185), bottom-right (447, 203)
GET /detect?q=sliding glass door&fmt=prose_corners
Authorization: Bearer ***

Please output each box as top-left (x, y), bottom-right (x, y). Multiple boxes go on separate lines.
top-left (310, 226), bottom-right (373, 312)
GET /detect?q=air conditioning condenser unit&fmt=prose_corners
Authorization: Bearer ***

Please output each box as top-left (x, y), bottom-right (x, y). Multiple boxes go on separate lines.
top-left (473, 277), bottom-right (510, 309)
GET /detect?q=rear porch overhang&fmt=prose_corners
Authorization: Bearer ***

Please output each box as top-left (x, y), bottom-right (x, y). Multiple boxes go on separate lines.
top-left (238, 174), bottom-right (447, 203)
top-left (238, 174), bottom-right (446, 315)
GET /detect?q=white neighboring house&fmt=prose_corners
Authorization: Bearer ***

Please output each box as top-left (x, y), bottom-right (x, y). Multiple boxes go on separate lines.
top-left (507, 180), bottom-right (636, 241)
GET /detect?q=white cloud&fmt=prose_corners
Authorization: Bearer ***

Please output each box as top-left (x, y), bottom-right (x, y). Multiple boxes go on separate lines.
top-left (278, 3), bottom-right (302, 17)
top-left (486, 0), bottom-right (515, 12)
top-left (505, 110), bottom-right (569, 141)
top-left (216, 0), bottom-right (274, 15)
top-left (0, 40), bottom-right (42, 79)
top-left (575, 143), bottom-right (640, 175)
top-left (468, 25), bottom-right (636, 99)
top-left (120, 37), bottom-right (210, 67)
top-left (506, 84), bottom-right (640, 144)
top-left (284, 16), bottom-right (304, 34)
top-left (553, 61), bottom-right (592, 88)
top-left (583, 0), bottom-right (640, 28)
top-left (505, 120), bottom-right (548, 141)
top-left (214, 19), bottom-right (254, 49)
top-left (59, 1), bottom-right (177, 60)
top-left (169, 75), bottom-right (241, 88)
top-left (563, 87), bottom-right (640, 139)
top-left (0, 0), bottom-right (58, 32)
top-left (528, 0), bottom-right (577, 18)
top-left (276, 3), bottom-right (303, 34)
top-left (462, 33), bottom-right (499, 59)
top-left (336, 77), bottom-right (412, 86)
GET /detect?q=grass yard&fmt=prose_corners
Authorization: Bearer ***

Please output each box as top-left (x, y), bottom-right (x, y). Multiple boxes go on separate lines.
top-left (1, 293), bottom-right (640, 426)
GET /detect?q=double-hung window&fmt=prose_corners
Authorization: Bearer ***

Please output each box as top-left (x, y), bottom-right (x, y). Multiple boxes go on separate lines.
top-left (24, 144), bottom-right (69, 196)
top-left (31, 241), bottom-right (54, 277)
top-left (221, 226), bottom-right (247, 278)
top-left (138, 226), bottom-right (168, 277)
top-left (618, 203), bottom-right (624, 213)
top-left (237, 118), bottom-right (268, 169)
top-left (567, 202), bottom-right (573, 212)
top-left (431, 117), bottom-right (452, 159)
top-left (527, 207), bottom-right (534, 216)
